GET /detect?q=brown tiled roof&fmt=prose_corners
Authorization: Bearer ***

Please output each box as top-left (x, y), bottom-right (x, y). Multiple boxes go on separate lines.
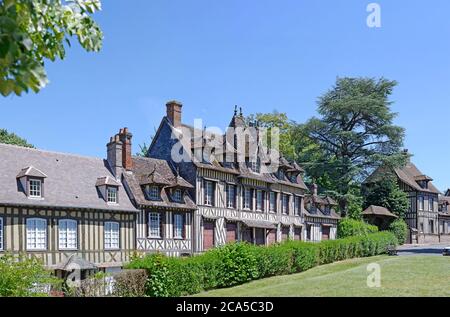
top-left (362, 205), bottom-right (398, 218)
top-left (365, 162), bottom-right (441, 194)
top-left (124, 156), bottom-right (196, 210)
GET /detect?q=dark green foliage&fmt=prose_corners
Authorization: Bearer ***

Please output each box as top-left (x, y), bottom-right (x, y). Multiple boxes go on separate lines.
top-left (304, 77), bottom-right (406, 213)
top-left (0, 129), bottom-right (33, 147)
top-left (388, 219), bottom-right (408, 245)
top-left (363, 175), bottom-right (410, 219)
top-left (127, 232), bottom-right (397, 297)
top-left (337, 218), bottom-right (378, 238)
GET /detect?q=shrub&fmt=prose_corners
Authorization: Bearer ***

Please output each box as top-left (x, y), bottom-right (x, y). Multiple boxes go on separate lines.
top-left (388, 219), bottom-right (408, 245)
top-left (0, 253), bottom-right (61, 297)
top-left (114, 269), bottom-right (148, 297)
top-left (337, 218), bottom-right (378, 238)
top-left (127, 232), bottom-right (397, 297)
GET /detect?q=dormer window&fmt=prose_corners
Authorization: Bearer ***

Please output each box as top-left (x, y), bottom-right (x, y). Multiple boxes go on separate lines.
top-left (146, 185), bottom-right (160, 201)
top-left (107, 186), bottom-right (118, 204)
top-left (247, 158), bottom-right (261, 173)
top-left (29, 179), bottom-right (42, 198)
top-left (173, 189), bottom-right (183, 202)
top-left (278, 169), bottom-right (285, 180)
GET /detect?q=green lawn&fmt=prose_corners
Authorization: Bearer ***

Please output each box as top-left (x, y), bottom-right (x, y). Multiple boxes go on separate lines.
top-left (196, 256), bottom-right (450, 297)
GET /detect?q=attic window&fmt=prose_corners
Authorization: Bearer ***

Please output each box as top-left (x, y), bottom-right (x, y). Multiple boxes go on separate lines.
top-left (107, 186), bottom-right (118, 204)
top-left (146, 185), bottom-right (160, 201)
top-left (278, 169), bottom-right (285, 180)
top-left (173, 189), bottom-right (183, 202)
top-left (247, 159), bottom-right (261, 173)
top-left (29, 179), bottom-right (42, 198)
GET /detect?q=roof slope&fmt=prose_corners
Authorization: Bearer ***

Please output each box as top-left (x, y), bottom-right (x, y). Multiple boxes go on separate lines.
top-left (124, 156), bottom-right (196, 210)
top-left (365, 162), bottom-right (441, 194)
top-left (0, 143), bottom-right (137, 212)
top-left (362, 205), bottom-right (398, 218)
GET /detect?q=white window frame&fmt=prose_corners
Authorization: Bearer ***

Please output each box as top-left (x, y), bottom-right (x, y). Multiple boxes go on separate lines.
top-left (226, 184), bottom-right (235, 209)
top-left (204, 181), bottom-right (214, 206)
top-left (269, 192), bottom-right (276, 212)
top-left (104, 222), bottom-right (120, 250)
top-left (147, 185), bottom-right (160, 200)
top-left (419, 196), bottom-right (424, 211)
top-left (256, 190), bottom-right (264, 211)
top-left (26, 218), bottom-right (47, 251)
top-left (107, 186), bottom-right (118, 204)
top-left (282, 194), bottom-right (289, 214)
top-left (294, 196), bottom-right (301, 215)
top-left (173, 214), bottom-right (184, 239)
top-left (148, 212), bottom-right (162, 238)
top-left (173, 189), bottom-right (183, 202)
top-left (29, 179), bottom-right (42, 198)
top-left (58, 219), bottom-right (78, 250)
top-left (243, 188), bottom-right (252, 210)
top-left (0, 217), bottom-right (3, 250)
top-left (429, 197), bottom-right (434, 211)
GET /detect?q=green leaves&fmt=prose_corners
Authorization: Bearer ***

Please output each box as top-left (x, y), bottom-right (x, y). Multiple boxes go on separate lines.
top-left (0, 0), bottom-right (103, 96)
top-left (0, 128), bottom-right (34, 147)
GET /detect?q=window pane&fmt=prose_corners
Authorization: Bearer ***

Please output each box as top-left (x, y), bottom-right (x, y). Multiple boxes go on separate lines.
top-left (29, 180), bottom-right (42, 197)
top-left (173, 214), bottom-right (184, 239)
top-left (59, 220), bottom-right (77, 250)
top-left (149, 213), bottom-right (161, 238)
top-left (104, 222), bottom-right (120, 249)
top-left (107, 187), bottom-right (118, 203)
top-left (27, 218), bottom-right (47, 250)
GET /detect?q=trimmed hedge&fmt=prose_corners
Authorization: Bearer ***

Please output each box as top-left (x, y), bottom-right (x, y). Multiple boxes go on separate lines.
top-left (388, 219), bottom-right (408, 245)
top-left (126, 232), bottom-right (397, 297)
top-left (337, 218), bottom-right (378, 238)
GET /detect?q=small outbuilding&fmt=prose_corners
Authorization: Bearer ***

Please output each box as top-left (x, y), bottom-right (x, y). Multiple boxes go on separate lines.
top-left (362, 205), bottom-right (398, 230)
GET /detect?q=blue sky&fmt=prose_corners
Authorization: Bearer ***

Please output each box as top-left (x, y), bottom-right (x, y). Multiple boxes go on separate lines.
top-left (2, 0), bottom-right (450, 189)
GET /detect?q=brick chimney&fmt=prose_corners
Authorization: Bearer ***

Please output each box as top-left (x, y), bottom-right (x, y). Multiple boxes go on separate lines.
top-left (118, 127), bottom-right (133, 171)
top-left (107, 134), bottom-right (123, 176)
top-left (166, 100), bottom-right (182, 128)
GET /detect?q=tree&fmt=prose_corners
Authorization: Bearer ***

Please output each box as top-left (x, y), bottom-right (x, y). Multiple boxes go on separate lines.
top-left (363, 175), bottom-right (410, 219)
top-left (0, 253), bottom-right (61, 296)
top-left (0, 128), bottom-right (33, 147)
top-left (136, 142), bottom-right (149, 157)
top-left (304, 77), bottom-right (406, 214)
top-left (0, 0), bottom-right (103, 96)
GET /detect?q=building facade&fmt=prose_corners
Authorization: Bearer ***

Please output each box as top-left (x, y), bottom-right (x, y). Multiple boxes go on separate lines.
top-left (438, 191), bottom-right (450, 243)
top-left (365, 157), bottom-right (441, 244)
top-left (0, 141), bottom-right (137, 272)
top-left (148, 101), bottom-right (316, 253)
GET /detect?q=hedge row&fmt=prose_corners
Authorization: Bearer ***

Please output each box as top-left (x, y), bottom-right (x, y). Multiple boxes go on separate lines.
top-left (337, 218), bottom-right (379, 238)
top-left (126, 231), bottom-right (397, 297)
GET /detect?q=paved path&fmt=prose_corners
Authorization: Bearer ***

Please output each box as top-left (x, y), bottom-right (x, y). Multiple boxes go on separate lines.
top-left (396, 243), bottom-right (449, 256)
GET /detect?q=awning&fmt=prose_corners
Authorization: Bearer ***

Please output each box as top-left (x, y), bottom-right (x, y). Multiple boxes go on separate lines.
top-left (242, 219), bottom-right (276, 229)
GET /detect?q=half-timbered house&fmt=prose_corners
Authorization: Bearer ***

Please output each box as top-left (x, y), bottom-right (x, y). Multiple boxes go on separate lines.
top-left (438, 190), bottom-right (450, 243)
top-left (303, 184), bottom-right (340, 241)
top-left (148, 101), bottom-right (309, 253)
top-left (0, 140), bottom-right (138, 274)
top-left (364, 154), bottom-right (440, 244)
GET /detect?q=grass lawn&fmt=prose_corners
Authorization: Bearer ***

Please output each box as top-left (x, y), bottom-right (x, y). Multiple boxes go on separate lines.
top-left (196, 255), bottom-right (450, 297)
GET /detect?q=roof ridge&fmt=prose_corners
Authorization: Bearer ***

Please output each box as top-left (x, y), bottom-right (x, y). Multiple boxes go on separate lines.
top-left (0, 143), bottom-right (104, 162)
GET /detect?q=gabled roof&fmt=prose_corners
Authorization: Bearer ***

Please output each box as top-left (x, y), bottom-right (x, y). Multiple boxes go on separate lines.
top-left (362, 205), bottom-right (398, 218)
top-left (123, 156), bottom-right (196, 210)
top-left (16, 166), bottom-right (48, 179)
top-left (0, 143), bottom-right (137, 212)
top-left (365, 162), bottom-right (441, 195)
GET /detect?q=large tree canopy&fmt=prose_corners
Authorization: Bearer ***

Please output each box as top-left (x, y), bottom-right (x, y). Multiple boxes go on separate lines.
top-left (0, 0), bottom-right (103, 96)
top-left (304, 77), bottom-right (406, 214)
top-left (0, 128), bottom-right (33, 147)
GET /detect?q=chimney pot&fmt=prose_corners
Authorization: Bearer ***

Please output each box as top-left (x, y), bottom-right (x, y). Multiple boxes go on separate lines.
top-left (166, 100), bottom-right (183, 128)
top-left (118, 127), bottom-right (133, 171)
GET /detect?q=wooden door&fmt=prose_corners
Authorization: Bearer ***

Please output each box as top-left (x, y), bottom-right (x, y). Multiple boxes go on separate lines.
top-left (322, 226), bottom-right (330, 240)
top-left (294, 227), bottom-right (302, 241)
top-left (255, 228), bottom-right (265, 245)
top-left (226, 223), bottom-right (237, 243)
top-left (281, 227), bottom-right (289, 241)
top-left (203, 222), bottom-right (215, 250)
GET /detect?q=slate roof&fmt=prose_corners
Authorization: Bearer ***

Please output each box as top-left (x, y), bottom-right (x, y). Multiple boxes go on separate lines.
top-left (123, 156), bottom-right (196, 210)
top-left (365, 162), bottom-right (441, 194)
top-left (362, 205), bottom-right (398, 218)
top-left (304, 192), bottom-right (340, 220)
top-left (165, 114), bottom-right (308, 191)
top-left (0, 143), bottom-right (137, 212)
